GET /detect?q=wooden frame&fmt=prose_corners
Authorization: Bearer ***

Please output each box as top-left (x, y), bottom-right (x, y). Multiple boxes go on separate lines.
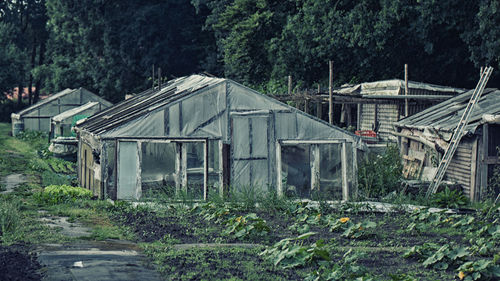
top-left (276, 139), bottom-right (353, 201)
top-left (116, 137), bottom-right (213, 201)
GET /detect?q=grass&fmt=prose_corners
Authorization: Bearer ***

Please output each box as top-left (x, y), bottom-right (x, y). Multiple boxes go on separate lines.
top-left (0, 122), bottom-right (499, 280)
top-left (0, 123), bottom-right (133, 245)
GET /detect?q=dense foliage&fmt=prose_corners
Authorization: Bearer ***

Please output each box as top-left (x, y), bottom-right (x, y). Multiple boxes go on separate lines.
top-left (2, 0), bottom-right (500, 116)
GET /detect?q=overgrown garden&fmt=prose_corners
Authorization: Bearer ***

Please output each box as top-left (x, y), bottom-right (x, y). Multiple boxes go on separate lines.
top-left (1, 122), bottom-right (499, 280)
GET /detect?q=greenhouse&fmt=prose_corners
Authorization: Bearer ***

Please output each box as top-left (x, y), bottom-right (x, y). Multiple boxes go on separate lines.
top-left (74, 75), bottom-right (363, 201)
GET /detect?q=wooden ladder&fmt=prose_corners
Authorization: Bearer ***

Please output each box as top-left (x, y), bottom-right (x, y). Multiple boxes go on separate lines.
top-left (426, 66), bottom-right (494, 198)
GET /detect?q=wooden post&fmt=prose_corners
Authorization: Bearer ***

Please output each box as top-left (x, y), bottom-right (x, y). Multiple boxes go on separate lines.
top-left (357, 103), bottom-right (361, 130)
top-left (304, 96), bottom-right (309, 114)
top-left (480, 124), bottom-right (489, 201)
top-left (341, 142), bottom-right (349, 201)
top-left (288, 75), bottom-right (292, 96)
top-left (152, 65), bottom-right (155, 90)
top-left (203, 140), bottom-right (209, 200)
top-left (329, 61), bottom-right (334, 124)
top-left (276, 141), bottom-right (283, 197)
top-left (158, 67), bottom-right (162, 90)
top-left (316, 84), bottom-right (322, 119)
top-left (405, 64), bottom-right (409, 117)
top-left (310, 144), bottom-right (320, 192)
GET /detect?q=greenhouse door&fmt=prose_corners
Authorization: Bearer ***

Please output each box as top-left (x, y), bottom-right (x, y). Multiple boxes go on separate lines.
top-left (117, 141), bottom-right (141, 200)
top-left (231, 113), bottom-right (270, 191)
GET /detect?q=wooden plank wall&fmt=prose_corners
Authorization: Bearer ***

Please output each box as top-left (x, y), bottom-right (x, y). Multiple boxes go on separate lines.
top-left (359, 104), bottom-right (398, 140)
top-left (377, 104), bottom-right (399, 140)
top-left (445, 139), bottom-right (474, 197)
top-left (80, 142), bottom-right (100, 197)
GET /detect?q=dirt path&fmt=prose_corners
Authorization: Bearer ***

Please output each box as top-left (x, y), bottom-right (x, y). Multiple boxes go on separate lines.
top-left (0, 173), bottom-right (27, 194)
top-left (37, 216), bottom-right (164, 281)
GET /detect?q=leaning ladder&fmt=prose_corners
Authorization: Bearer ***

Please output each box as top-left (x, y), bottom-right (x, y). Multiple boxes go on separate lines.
top-left (426, 66), bottom-right (494, 198)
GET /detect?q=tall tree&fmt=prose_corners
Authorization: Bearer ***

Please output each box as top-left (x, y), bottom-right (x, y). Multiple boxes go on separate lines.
top-left (0, 0), bottom-right (48, 105)
top-left (44, 0), bottom-right (212, 102)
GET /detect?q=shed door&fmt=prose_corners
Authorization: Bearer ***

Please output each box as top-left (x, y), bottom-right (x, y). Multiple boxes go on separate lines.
top-left (231, 113), bottom-right (270, 191)
top-left (117, 141), bottom-right (141, 200)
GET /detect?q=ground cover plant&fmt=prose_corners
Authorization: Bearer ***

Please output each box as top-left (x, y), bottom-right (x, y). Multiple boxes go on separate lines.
top-left (0, 123), bottom-right (134, 279)
top-left (1, 122), bottom-right (499, 280)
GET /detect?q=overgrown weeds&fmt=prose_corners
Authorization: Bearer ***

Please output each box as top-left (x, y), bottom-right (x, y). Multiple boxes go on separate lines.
top-left (357, 144), bottom-right (403, 199)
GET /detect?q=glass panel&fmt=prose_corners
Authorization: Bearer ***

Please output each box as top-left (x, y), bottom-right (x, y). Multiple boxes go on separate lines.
top-left (208, 140), bottom-right (220, 196)
top-left (281, 144), bottom-right (311, 198)
top-left (117, 141), bottom-right (138, 200)
top-left (319, 144), bottom-right (343, 200)
top-left (251, 116), bottom-right (268, 157)
top-left (140, 142), bottom-right (177, 198)
top-left (186, 142), bottom-right (204, 200)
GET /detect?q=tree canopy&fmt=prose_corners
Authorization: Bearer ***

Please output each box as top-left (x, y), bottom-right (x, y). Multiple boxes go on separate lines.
top-left (1, 0), bottom-right (500, 111)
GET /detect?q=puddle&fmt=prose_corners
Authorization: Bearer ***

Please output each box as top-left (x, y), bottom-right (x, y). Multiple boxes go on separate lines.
top-left (38, 216), bottom-right (92, 238)
top-left (0, 173), bottom-right (27, 194)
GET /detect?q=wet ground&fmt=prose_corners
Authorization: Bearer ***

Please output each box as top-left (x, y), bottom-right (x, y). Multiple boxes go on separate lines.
top-left (34, 215), bottom-right (164, 281)
top-left (37, 240), bottom-right (163, 281)
top-left (0, 173), bottom-right (26, 194)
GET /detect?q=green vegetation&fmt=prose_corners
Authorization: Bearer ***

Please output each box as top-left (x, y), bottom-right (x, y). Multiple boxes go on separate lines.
top-left (1, 122), bottom-right (499, 280)
top-left (358, 144), bottom-right (403, 199)
top-left (2, 1), bottom-right (500, 117)
top-left (33, 184), bottom-right (93, 205)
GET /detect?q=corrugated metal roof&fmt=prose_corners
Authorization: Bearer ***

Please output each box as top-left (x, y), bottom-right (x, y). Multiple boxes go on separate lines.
top-left (52, 102), bottom-right (99, 122)
top-left (15, 88), bottom-right (74, 116)
top-left (396, 88), bottom-right (500, 134)
top-left (337, 79), bottom-right (465, 96)
top-left (76, 75), bottom-right (225, 135)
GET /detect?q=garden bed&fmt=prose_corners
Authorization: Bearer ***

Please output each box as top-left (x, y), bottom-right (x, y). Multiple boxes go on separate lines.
top-left (107, 200), bottom-right (500, 280)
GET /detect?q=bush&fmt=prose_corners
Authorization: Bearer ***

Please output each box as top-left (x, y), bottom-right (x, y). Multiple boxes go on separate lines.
top-left (357, 144), bottom-right (403, 199)
top-left (430, 186), bottom-right (469, 209)
top-left (34, 184), bottom-right (93, 205)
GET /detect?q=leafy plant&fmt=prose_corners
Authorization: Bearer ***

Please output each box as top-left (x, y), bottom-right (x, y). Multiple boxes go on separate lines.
top-left (457, 258), bottom-right (500, 281)
top-left (33, 184), bottom-right (93, 205)
top-left (430, 186), bottom-right (469, 208)
top-left (304, 249), bottom-right (372, 281)
top-left (260, 232), bottom-right (330, 269)
top-left (328, 217), bottom-right (377, 239)
top-left (403, 243), bottom-right (470, 270)
top-left (223, 213), bottom-right (270, 239)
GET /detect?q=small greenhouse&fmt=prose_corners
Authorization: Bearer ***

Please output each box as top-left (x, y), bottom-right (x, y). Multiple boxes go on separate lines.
top-left (74, 75), bottom-right (364, 201)
top-left (51, 101), bottom-right (110, 138)
top-left (11, 87), bottom-right (112, 136)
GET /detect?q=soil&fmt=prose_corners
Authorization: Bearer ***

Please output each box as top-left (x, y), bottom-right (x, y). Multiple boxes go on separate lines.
top-left (111, 206), bottom-right (464, 247)
top-left (0, 244), bottom-right (42, 281)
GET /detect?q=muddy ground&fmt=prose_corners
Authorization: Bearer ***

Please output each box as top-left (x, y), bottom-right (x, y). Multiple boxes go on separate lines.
top-left (0, 244), bottom-right (42, 281)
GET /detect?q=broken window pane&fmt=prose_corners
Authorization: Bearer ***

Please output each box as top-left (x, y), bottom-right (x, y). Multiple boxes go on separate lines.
top-left (319, 144), bottom-right (343, 200)
top-left (281, 144), bottom-right (311, 198)
top-left (140, 142), bottom-right (176, 197)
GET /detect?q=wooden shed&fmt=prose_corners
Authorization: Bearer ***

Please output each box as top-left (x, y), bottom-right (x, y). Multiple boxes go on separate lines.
top-left (394, 88), bottom-right (500, 201)
top-left (11, 88), bottom-right (112, 136)
top-left (340, 80), bottom-right (465, 141)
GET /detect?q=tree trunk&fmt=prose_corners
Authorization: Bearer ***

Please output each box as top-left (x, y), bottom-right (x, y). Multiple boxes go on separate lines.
top-left (33, 41), bottom-right (45, 104)
top-left (29, 39), bottom-right (37, 105)
top-left (17, 83), bottom-right (23, 106)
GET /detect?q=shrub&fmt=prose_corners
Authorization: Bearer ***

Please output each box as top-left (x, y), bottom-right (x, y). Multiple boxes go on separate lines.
top-left (357, 144), bottom-right (403, 199)
top-left (430, 186), bottom-right (469, 208)
top-left (34, 184), bottom-right (92, 205)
